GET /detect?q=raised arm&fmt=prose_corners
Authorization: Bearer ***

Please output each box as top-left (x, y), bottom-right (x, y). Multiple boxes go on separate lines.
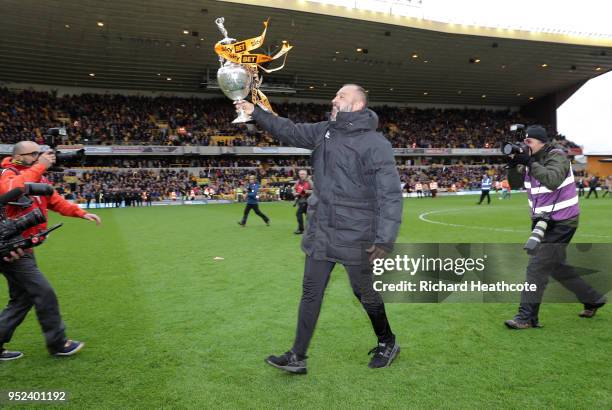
top-left (237, 102), bottom-right (327, 150)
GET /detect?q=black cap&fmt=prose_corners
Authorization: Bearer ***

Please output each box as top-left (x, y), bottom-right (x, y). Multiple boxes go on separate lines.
top-left (525, 125), bottom-right (549, 143)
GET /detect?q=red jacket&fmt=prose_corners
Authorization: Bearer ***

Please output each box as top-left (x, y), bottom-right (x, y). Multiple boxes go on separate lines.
top-left (294, 180), bottom-right (312, 198)
top-left (0, 157), bottom-right (86, 239)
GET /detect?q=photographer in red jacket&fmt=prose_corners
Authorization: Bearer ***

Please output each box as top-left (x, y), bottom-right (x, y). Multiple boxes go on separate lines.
top-left (292, 169), bottom-right (312, 235)
top-left (0, 141), bottom-right (101, 361)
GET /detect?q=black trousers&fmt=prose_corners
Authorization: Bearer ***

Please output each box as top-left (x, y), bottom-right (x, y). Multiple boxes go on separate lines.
top-left (586, 187), bottom-right (598, 198)
top-left (296, 202), bottom-right (308, 231)
top-left (292, 257), bottom-right (394, 357)
top-left (515, 222), bottom-right (604, 324)
top-left (0, 253), bottom-right (66, 352)
top-left (478, 189), bottom-right (491, 204)
top-left (241, 203), bottom-right (269, 224)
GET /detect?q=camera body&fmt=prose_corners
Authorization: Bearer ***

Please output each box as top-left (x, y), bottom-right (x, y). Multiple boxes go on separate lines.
top-left (501, 123), bottom-right (529, 157)
top-left (0, 183), bottom-right (62, 258)
top-left (44, 128), bottom-right (86, 168)
top-left (43, 127), bottom-right (67, 149)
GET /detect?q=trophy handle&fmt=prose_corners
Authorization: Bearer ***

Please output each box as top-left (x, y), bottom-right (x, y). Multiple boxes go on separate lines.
top-left (215, 18), bottom-right (228, 38)
top-left (215, 17), bottom-right (237, 66)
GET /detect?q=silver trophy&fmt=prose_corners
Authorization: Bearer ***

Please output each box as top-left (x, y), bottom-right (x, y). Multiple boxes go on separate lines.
top-left (215, 18), bottom-right (253, 123)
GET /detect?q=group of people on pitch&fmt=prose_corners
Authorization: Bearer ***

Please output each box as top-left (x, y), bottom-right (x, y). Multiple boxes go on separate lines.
top-left (1, 85), bottom-right (605, 376)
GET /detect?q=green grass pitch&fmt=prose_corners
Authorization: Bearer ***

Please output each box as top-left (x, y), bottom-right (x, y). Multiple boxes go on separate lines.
top-left (2, 193), bottom-right (611, 408)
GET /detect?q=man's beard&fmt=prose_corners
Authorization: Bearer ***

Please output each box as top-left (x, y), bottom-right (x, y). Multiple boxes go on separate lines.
top-left (330, 103), bottom-right (353, 121)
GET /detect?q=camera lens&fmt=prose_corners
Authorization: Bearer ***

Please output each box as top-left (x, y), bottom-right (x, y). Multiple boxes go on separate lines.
top-left (13, 209), bottom-right (46, 233)
top-left (502, 143), bottom-right (514, 155)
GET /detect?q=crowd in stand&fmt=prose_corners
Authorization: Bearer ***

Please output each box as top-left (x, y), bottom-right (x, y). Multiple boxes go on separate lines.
top-left (1, 87), bottom-right (586, 203)
top-left (43, 161), bottom-right (513, 204)
top-left (398, 164), bottom-right (506, 191)
top-left (46, 165), bottom-right (303, 204)
top-left (0, 88), bottom-right (579, 149)
top-left (42, 158), bottom-right (609, 204)
top-left (80, 156), bottom-right (312, 169)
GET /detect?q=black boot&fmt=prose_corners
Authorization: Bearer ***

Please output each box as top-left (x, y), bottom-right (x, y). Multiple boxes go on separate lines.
top-left (367, 341), bottom-right (400, 368)
top-left (579, 300), bottom-right (606, 318)
top-left (265, 351), bottom-right (307, 374)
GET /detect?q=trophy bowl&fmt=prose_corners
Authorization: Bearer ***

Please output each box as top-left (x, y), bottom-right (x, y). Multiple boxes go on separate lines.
top-left (217, 62), bottom-right (253, 123)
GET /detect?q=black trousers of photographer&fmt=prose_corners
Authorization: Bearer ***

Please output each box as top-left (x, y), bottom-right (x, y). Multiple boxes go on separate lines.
top-left (291, 257), bottom-right (394, 358)
top-left (516, 221), bottom-right (605, 324)
top-left (241, 203), bottom-right (269, 225)
top-left (296, 202), bottom-right (308, 232)
top-left (0, 253), bottom-right (66, 352)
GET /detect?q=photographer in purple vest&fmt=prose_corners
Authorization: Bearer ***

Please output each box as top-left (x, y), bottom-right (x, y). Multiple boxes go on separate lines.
top-left (504, 125), bottom-right (606, 329)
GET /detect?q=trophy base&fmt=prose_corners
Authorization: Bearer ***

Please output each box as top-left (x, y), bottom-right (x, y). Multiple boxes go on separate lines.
top-left (232, 113), bottom-right (253, 124)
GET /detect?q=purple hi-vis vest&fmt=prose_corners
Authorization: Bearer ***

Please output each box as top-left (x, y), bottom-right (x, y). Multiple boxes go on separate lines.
top-left (525, 153), bottom-right (579, 221)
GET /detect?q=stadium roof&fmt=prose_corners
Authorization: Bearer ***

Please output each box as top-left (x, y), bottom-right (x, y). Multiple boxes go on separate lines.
top-left (1, 0), bottom-right (611, 106)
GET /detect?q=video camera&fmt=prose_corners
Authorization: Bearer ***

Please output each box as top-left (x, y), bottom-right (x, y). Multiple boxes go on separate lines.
top-left (0, 183), bottom-right (63, 258)
top-left (500, 124), bottom-right (529, 156)
top-left (44, 128), bottom-right (86, 169)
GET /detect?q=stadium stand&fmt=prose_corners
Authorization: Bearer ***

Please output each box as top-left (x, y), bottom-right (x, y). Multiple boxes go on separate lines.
top-left (0, 88), bottom-right (579, 149)
top-left (0, 87), bottom-right (585, 204)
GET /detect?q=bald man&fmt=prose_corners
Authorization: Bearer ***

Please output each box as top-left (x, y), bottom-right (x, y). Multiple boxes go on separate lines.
top-left (236, 84), bottom-right (403, 373)
top-left (0, 141), bottom-right (101, 361)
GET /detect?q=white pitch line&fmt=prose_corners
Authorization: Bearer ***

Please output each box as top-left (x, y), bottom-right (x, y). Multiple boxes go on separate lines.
top-left (418, 208), bottom-right (523, 233)
top-left (418, 208), bottom-right (611, 238)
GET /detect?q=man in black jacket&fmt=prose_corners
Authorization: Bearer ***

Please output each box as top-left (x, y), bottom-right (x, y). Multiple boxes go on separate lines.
top-left (586, 175), bottom-right (599, 199)
top-left (235, 84), bottom-right (403, 374)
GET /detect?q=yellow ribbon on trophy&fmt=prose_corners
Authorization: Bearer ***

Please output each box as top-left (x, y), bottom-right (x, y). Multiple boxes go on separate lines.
top-left (214, 19), bottom-right (293, 114)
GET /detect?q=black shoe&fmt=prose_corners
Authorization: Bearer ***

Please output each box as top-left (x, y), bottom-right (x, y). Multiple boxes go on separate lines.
top-left (368, 342), bottom-right (400, 368)
top-left (265, 351), bottom-right (307, 374)
top-left (0, 348), bottom-right (24, 361)
top-left (237, 221), bottom-right (245, 227)
top-left (52, 340), bottom-right (85, 356)
top-left (294, 230), bottom-right (304, 235)
top-left (579, 301), bottom-right (606, 318)
top-left (504, 319), bottom-right (542, 329)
